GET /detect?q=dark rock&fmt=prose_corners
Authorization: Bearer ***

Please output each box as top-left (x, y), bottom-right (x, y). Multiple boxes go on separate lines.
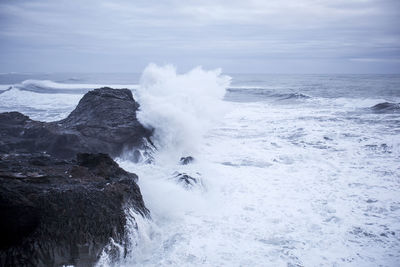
top-left (0, 87), bottom-right (153, 265)
top-left (0, 87), bottom-right (153, 160)
top-left (173, 172), bottom-right (202, 190)
top-left (0, 153), bottom-right (148, 267)
top-left (179, 156), bottom-right (194, 165)
top-left (371, 102), bottom-right (400, 113)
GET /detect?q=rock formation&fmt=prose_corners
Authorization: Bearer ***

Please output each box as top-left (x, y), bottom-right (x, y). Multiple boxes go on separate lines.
top-left (0, 87), bottom-right (153, 161)
top-left (179, 156), bottom-right (194, 165)
top-left (0, 88), bottom-right (153, 266)
top-left (371, 102), bottom-right (400, 113)
top-left (0, 153), bottom-right (148, 266)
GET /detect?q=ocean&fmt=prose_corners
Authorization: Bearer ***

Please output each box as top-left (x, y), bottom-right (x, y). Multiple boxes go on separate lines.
top-left (1, 67), bottom-right (399, 266)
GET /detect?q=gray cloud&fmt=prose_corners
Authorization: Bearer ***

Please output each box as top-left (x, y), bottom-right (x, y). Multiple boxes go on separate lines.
top-left (0, 0), bottom-right (399, 73)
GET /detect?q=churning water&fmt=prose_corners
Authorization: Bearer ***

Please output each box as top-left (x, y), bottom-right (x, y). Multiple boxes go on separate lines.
top-left (1, 68), bottom-right (399, 266)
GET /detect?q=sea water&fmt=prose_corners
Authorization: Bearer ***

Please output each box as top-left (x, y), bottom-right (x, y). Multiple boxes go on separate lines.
top-left (0, 67), bottom-right (399, 266)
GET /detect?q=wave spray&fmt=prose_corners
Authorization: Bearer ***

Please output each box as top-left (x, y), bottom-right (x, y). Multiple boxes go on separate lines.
top-left (136, 64), bottom-right (231, 164)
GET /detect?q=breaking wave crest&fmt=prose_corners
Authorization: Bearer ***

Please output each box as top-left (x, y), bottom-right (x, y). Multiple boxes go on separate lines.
top-left (11, 80), bottom-right (139, 94)
top-left (225, 87), bottom-right (311, 102)
top-left (136, 64), bottom-right (231, 163)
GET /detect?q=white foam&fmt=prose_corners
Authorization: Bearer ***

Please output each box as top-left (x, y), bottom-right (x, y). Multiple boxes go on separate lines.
top-left (136, 64), bottom-right (231, 164)
top-left (0, 88), bottom-right (82, 121)
top-left (0, 84), bottom-right (12, 91)
top-left (117, 95), bottom-right (400, 266)
top-left (16, 79), bottom-right (139, 91)
top-left (2, 71), bottom-right (399, 266)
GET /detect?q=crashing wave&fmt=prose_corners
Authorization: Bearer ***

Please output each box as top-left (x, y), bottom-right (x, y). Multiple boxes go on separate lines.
top-left (225, 88), bottom-right (311, 102)
top-left (96, 207), bottom-right (152, 267)
top-left (14, 80), bottom-right (93, 94)
top-left (11, 80), bottom-right (139, 94)
top-left (136, 64), bottom-right (231, 163)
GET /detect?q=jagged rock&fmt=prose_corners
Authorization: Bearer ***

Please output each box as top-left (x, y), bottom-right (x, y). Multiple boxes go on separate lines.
top-left (371, 102), bottom-right (400, 113)
top-left (0, 87), bottom-right (153, 160)
top-left (172, 172), bottom-right (202, 190)
top-left (0, 153), bottom-right (149, 267)
top-left (179, 156), bottom-right (194, 165)
top-left (0, 87), bottom-right (153, 265)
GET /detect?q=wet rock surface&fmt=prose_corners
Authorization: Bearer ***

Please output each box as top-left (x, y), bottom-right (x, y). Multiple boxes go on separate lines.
top-left (0, 87), bottom-right (152, 160)
top-left (173, 171), bottom-right (202, 190)
top-left (0, 152), bottom-right (148, 267)
top-left (371, 102), bottom-right (400, 113)
top-left (179, 156), bottom-right (194, 165)
top-left (0, 88), bottom-right (153, 266)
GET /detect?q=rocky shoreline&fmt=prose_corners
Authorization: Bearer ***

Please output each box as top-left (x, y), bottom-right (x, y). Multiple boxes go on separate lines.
top-left (0, 87), bottom-right (153, 161)
top-left (0, 88), bottom-right (152, 266)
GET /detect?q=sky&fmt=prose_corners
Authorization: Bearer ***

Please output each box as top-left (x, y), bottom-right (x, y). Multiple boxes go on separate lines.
top-left (0, 0), bottom-right (399, 73)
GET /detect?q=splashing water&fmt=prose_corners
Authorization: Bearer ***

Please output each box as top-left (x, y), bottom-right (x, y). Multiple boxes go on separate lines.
top-left (1, 71), bottom-right (399, 266)
top-left (136, 64), bottom-right (231, 164)
top-left (117, 72), bottom-right (400, 266)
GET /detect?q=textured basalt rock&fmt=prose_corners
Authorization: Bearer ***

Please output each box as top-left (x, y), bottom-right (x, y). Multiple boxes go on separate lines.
top-left (0, 153), bottom-right (148, 267)
top-left (0, 87), bottom-right (153, 160)
top-left (172, 171), bottom-right (202, 190)
top-left (179, 156), bottom-right (194, 165)
top-left (371, 102), bottom-right (400, 113)
top-left (0, 88), bottom-right (153, 266)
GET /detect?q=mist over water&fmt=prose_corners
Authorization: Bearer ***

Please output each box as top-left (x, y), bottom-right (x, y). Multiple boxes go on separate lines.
top-left (0, 68), bottom-right (399, 266)
top-left (136, 64), bottom-right (231, 163)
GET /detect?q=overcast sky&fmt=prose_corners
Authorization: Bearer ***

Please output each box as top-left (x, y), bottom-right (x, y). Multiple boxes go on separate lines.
top-left (0, 0), bottom-right (399, 73)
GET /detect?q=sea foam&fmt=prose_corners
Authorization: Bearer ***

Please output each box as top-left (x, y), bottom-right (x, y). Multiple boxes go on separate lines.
top-left (136, 64), bottom-right (231, 164)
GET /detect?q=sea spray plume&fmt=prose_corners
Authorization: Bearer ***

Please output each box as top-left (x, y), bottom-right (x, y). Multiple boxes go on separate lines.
top-left (136, 64), bottom-right (231, 163)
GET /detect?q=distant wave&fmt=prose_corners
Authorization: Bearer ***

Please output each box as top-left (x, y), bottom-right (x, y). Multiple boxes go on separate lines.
top-left (274, 93), bottom-right (311, 100)
top-left (227, 88), bottom-right (274, 96)
top-left (370, 102), bottom-right (400, 113)
top-left (10, 80), bottom-right (139, 94)
top-left (225, 87), bottom-right (311, 102)
top-left (0, 85), bottom-right (12, 93)
top-left (64, 77), bottom-right (82, 82)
